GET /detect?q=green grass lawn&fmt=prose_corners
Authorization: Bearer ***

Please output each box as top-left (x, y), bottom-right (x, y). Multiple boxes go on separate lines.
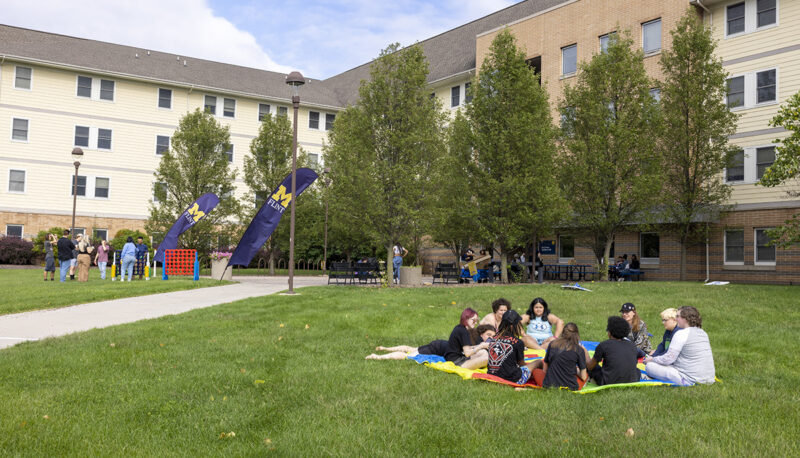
top-left (1, 282), bottom-right (798, 455)
top-left (0, 269), bottom-right (231, 315)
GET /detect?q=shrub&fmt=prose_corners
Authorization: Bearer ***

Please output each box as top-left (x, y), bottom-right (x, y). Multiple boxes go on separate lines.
top-left (0, 237), bottom-right (35, 265)
top-left (32, 227), bottom-right (67, 258)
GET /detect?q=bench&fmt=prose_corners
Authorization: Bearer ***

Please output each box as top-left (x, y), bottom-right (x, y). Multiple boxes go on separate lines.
top-left (618, 270), bottom-right (645, 281)
top-left (433, 262), bottom-right (460, 284)
top-left (328, 262), bottom-right (355, 285)
top-left (355, 262), bottom-right (380, 285)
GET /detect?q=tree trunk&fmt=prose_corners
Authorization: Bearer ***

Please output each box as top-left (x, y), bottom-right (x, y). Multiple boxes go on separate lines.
top-left (602, 238), bottom-right (613, 281)
top-left (386, 245), bottom-right (394, 287)
top-left (500, 244), bottom-right (508, 283)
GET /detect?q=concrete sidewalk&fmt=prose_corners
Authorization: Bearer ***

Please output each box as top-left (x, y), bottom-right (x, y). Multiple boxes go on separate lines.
top-left (0, 276), bottom-right (328, 350)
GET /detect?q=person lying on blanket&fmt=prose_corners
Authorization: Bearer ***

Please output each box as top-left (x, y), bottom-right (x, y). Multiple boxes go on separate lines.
top-left (521, 297), bottom-right (564, 350)
top-left (643, 306), bottom-right (715, 386)
top-left (479, 298), bottom-right (511, 331)
top-left (531, 322), bottom-right (589, 390)
top-left (586, 316), bottom-right (641, 386)
top-left (366, 314), bottom-right (496, 363)
top-left (486, 310), bottom-right (541, 384)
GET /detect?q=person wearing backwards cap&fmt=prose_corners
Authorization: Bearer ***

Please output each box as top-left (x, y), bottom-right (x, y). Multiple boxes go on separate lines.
top-left (620, 302), bottom-right (652, 355)
top-left (486, 310), bottom-right (540, 384)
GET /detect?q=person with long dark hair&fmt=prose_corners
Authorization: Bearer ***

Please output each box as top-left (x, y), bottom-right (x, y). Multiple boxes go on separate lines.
top-left (486, 310), bottom-right (540, 384)
top-left (531, 323), bottom-right (588, 390)
top-left (521, 297), bottom-right (564, 350)
top-left (620, 302), bottom-right (652, 355)
top-left (366, 324), bottom-right (495, 361)
top-left (644, 306), bottom-right (715, 385)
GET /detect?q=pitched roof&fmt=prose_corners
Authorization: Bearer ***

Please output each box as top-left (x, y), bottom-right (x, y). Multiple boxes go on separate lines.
top-left (0, 0), bottom-right (568, 108)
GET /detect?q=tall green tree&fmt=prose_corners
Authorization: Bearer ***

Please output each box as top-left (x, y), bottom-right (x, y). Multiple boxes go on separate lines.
top-left (659, 10), bottom-right (740, 280)
top-left (146, 108), bottom-right (241, 261)
top-left (243, 113), bottom-right (294, 273)
top-left (559, 32), bottom-right (663, 280)
top-left (428, 111), bottom-right (478, 262)
top-left (324, 43), bottom-right (446, 283)
top-left (758, 90), bottom-right (800, 247)
top-left (467, 29), bottom-right (563, 282)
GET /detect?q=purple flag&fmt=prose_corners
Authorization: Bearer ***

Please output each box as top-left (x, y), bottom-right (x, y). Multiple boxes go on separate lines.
top-left (153, 193), bottom-right (220, 263)
top-left (228, 168), bottom-right (318, 266)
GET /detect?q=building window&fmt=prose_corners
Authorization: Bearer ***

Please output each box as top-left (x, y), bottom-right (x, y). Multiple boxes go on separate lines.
top-left (8, 170), bottom-right (26, 193)
top-left (755, 228), bottom-right (776, 263)
top-left (97, 129), bottom-right (112, 150)
top-left (6, 225), bottom-right (23, 238)
top-left (599, 32), bottom-right (616, 53)
top-left (756, 69), bottom-right (776, 103)
top-left (153, 182), bottom-right (167, 202)
top-left (727, 2), bottom-right (745, 35)
top-left (156, 135), bottom-right (170, 155)
top-left (309, 111), bottom-right (320, 129)
top-left (465, 82), bottom-right (472, 103)
top-left (641, 233), bottom-right (660, 260)
top-left (12, 118), bottom-right (29, 141)
top-left (258, 103), bottom-right (271, 121)
top-left (225, 145), bottom-right (233, 162)
top-left (204, 95), bottom-right (217, 115)
top-left (99, 79), bottom-right (115, 101)
top-left (223, 98), bottom-right (236, 117)
top-left (308, 153), bottom-right (319, 167)
top-left (727, 76), bottom-right (745, 108)
top-left (77, 76), bottom-right (92, 98)
top-left (14, 66), bottom-right (32, 90)
top-left (451, 86), bottom-right (460, 107)
top-left (559, 235), bottom-right (574, 259)
top-left (70, 175), bottom-right (87, 197)
top-left (642, 19), bottom-right (662, 54)
top-left (158, 88), bottom-right (172, 109)
top-left (649, 88), bottom-right (661, 102)
top-left (562, 44), bottom-right (577, 76)
top-left (95, 177), bottom-right (109, 198)
top-left (278, 106), bottom-right (288, 117)
top-left (727, 150), bottom-right (745, 182)
top-left (72, 228), bottom-right (85, 238)
top-left (756, 146), bottom-right (775, 179)
top-left (93, 228), bottom-right (108, 241)
top-left (725, 230), bottom-right (744, 263)
top-left (75, 126), bottom-right (90, 147)
top-left (325, 113), bottom-right (335, 131)
top-left (757, 0), bottom-right (777, 28)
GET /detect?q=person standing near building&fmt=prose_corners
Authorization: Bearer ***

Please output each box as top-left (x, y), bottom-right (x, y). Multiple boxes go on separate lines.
top-left (43, 233), bottom-right (56, 281)
top-left (94, 239), bottom-right (111, 280)
top-left (121, 236), bottom-right (137, 282)
top-left (75, 234), bottom-right (93, 282)
top-left (392, 242), bottom-right (408, 284)
top-left (135, 236), bottom-right (148, 280)
top-left (68, 234), bottom-right (80, 280)
top-left (56, 230), bottom-right (75, 283)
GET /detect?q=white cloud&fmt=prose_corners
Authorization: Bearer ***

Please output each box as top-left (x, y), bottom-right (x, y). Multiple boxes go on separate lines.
top-left (1, 0), bottom-right (293, 73)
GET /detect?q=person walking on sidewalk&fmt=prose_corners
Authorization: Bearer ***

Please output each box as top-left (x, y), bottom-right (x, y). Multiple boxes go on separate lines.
top-left (56, 230), bottom-right (75, 283)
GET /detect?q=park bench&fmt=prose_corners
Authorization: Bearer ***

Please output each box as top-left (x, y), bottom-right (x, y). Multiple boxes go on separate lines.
top-left (328, 262), bottom-right (355, 285)
top-left (355, 261), bottom-right (381, 285)
top-left (433, 262), bottom-right (460, 284)
top-left (618, 270), bottom-right (645, 281)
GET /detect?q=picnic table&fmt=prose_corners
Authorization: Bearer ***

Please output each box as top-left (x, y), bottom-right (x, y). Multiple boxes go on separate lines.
top-left (542, 264), bottom-right (591, 281)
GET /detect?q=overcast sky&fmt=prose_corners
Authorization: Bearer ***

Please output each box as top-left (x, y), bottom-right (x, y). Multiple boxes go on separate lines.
top-left (2, 0), bottom-right (520, 79)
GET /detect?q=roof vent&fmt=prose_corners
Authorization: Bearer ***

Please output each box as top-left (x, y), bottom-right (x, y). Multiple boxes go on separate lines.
top-left (183, 60), bottom-right (187, 66)
top-left (147, 50), bottom-right (150, 56)
top-left (176, 56), bottom-right (180, 61)
top-left (135, 53), bottom-right (139, 58)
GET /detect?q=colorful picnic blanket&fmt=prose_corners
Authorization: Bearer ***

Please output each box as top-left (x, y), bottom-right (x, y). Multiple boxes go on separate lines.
top-left (406, 340), bottom-right (677, 393)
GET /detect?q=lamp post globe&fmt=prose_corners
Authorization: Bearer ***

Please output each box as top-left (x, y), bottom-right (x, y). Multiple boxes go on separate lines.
top-left (70, 147), bottom-right (84, 238)
top-left (285, 71), bottom-right (305, 294)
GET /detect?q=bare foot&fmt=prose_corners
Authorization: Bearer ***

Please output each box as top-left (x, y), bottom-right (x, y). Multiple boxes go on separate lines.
top-left (375, 346), bottom-right (387, 351)
top-left (366, 354), bottom-right (379, 360)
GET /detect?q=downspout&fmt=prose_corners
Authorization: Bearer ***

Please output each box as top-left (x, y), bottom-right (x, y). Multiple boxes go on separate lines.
top-left (705, 222), bottom-right (710, 283)
top-left (694, 0), bottom-right (712, 25)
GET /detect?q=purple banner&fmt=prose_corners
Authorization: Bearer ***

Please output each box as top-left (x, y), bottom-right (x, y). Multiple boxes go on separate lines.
top-left (153, 193), bottom-right (220, 263)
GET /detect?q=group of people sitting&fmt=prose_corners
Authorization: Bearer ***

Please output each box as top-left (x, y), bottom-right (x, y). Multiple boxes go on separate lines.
top-left (609, 254), bottom-right (641, 281)
top-left (367, 297), bottom-right (715, 390)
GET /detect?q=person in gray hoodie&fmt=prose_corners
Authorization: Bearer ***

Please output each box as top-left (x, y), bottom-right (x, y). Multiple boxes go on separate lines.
top-left (644, 306), bottom-right (715, 385)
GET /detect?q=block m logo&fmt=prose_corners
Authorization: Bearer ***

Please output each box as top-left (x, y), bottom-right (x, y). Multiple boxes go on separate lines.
top-left (186, 203), bottom-right (206, 222)
top-left (270, 185), bottom-right (292, 208)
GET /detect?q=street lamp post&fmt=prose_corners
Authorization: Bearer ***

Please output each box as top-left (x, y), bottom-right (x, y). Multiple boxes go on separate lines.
top-left (285, 71), bottom-right (305, 294)
top-left (70, 147), bottom-right (84, 237)
top-left (323, 167), bottom-right (331, 272)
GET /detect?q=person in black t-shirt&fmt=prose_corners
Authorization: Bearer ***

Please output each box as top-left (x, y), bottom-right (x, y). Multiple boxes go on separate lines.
top-left (56, 230), bottom-right (75, 283)
top-left (487, 310), bottom-right (539, 384)
top-left (532, 322), bottom-right (588, 390)
top-left (366, 325), bottom-right (496, 360)
top-left (586, 316), bottom-right (641, 385)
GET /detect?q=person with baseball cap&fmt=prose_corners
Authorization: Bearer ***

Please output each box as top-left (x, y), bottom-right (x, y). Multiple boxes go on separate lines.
top-left (620, 302), bottom-right (652, 355)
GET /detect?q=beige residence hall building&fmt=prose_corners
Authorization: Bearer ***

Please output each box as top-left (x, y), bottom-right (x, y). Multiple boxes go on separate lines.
top-left (2, 0), bottom-right (799, 284)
